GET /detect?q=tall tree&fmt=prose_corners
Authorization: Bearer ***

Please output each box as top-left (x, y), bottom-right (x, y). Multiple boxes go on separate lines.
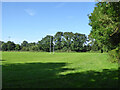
top-left (37, 41), bottom-right (42, 51)
top-left (54, 32), bottom-right (63, 50)
top-left (88, 2), bottom-right (120, 50)
top-left (1, 42), bottom-right (7, 51)
top-left (40, 35), bottom-right (53, 52)
top-left (21, 41), bottom-right (29, 51)
top-left (88, 1), bottom-right (120, 61)
top-left (6, 41), bottom-right (15, 51)
top-left (0, 41), bottom-right (4, 51)
top-left (21, 41), bottom-right (29, 47)
top-left (63, 32), bottom-right (74, 51)
top-left (71, 33), bottom-right (87, 52)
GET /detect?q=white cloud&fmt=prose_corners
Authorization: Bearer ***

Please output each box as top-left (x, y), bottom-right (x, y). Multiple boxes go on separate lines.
top-left (24, 9), bottom-right (36, 16)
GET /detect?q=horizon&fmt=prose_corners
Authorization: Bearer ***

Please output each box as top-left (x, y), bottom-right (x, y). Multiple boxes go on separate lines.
top-left (2, 2), bottom-right (96, 44)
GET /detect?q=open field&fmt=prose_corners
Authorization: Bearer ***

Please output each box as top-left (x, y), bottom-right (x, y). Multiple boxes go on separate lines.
top-left (1, 52), bottom-right (118, 88)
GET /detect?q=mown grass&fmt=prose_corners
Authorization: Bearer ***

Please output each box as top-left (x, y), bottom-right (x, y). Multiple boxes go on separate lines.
top-left (1, 52), bottom-right (118, 88)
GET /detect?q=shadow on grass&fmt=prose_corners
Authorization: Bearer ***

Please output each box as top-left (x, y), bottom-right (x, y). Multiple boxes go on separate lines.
top-left (2, 62), bottom-right (119, 88)
top-left (0, 59), bottom-right (6, 61)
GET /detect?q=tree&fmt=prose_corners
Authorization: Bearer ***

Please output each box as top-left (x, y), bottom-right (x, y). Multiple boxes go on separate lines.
top-left (1, 43), bottom-right (7, 51)
top-left (28, 45), bottom-right (39, 51)
top-left (54, 32), bottom-right (63, 50)
top-left (88, 2), bottom-right (120, 50)
top-left (37, 41), bottom-right (42, 51)
top-left (21, 41), bottom-right (29, 51)
top-left (21, 47), bottom-right (29, 51)
top-left (63, 32), bottom-right (74, 51)
top-left (0, 41), bottom-right (4, 51)
top-left (83, 44), bottom-right (91, 52)
top-left (40, 35), bottom-right (53, 52)
top-left (21, 41), bottom-right (29, 47)
top-left (71, 33), bottom-right (87, 52)
top-left (61, 38), bottom-right (67, 51)
top-left (29, 42), bottom-right (36, 47)
top-left (88, 1), bottom-right (120, 61)
top-left (6, 41), bottom-right (15, 51)
top-left (15, 44), bottom-right (21, 51)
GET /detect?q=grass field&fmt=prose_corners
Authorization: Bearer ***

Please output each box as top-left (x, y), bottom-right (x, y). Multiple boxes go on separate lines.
top-left (1, 52), bottom-right (118, 88)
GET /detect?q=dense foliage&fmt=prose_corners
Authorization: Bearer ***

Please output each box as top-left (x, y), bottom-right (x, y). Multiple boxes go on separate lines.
top-left (88, 1), bottom-right (120, 62)
top-left (0, 32), bottom-right (91, 52)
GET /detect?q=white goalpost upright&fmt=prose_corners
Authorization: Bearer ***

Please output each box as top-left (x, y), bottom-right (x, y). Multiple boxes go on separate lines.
top-left (50, 35), bottom-right (55, 54)
top-left (50, 36), bottom-right (51, 54)
top-left (53, 37), bottom-right (54, 54)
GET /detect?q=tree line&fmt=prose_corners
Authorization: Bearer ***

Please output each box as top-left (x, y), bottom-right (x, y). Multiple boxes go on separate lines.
top-left (0, 32), bottom-right (95, 52)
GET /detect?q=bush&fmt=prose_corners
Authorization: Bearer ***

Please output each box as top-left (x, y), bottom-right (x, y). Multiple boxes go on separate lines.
top-left (108, 48), bottom-right (120, 63)
top-left (21, 47), bottom-right (29, 51)
top-left (61, 47), bottom-right (68, 52)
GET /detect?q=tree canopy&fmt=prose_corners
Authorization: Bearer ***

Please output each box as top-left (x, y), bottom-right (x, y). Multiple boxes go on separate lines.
top-left (88, 2), bottom-right (120, 50)
top-left (0, 32), bottom-right (89, 52)
top-left (88, 1), bottom-right (120, 61)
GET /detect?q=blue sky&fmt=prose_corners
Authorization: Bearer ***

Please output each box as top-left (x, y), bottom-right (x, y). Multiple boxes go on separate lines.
top-left (2, 2), bottom-right (96, 44)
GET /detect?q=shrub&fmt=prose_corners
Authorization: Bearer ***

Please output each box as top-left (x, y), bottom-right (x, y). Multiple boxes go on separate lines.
top-left (108, 48), bottom-right (120, 63)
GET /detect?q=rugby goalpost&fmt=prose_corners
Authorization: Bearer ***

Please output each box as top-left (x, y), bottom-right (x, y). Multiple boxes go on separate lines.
top-left (50, 36), bottom-right (54, 54)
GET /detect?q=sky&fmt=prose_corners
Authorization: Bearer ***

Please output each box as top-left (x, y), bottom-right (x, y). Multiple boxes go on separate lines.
top-left (2, 2), bottom-right (96, 44)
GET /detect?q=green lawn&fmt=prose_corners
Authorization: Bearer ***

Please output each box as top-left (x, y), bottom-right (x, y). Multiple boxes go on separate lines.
top-left (1, 52), bottom-right (118, 88)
